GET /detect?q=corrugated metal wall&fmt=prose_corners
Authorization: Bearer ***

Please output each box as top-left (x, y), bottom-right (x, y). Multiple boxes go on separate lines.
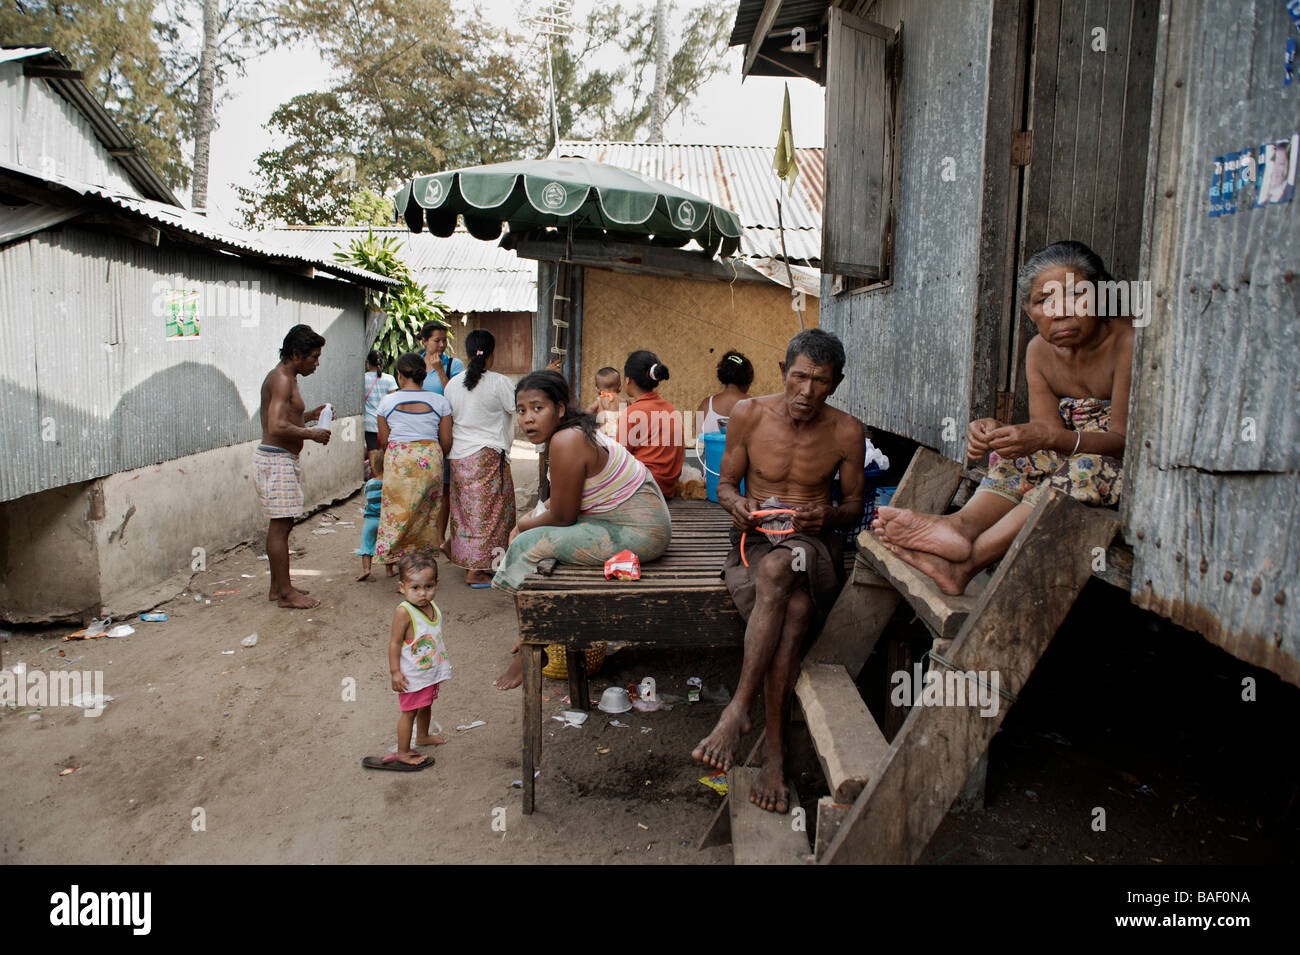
top-left (819, 0), bottom-right (994, 448)
top-left (0, 227), bottom-right (365, 502)
top-left (1124, 0), bottom-right (1299, 683)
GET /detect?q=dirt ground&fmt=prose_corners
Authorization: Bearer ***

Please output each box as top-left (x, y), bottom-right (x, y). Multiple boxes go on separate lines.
top-left (2, 463), bottom-right (1297, 865)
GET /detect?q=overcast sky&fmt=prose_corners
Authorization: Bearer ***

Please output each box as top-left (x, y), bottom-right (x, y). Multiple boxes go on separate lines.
top-left (204, 0), bottom-right (824, 222)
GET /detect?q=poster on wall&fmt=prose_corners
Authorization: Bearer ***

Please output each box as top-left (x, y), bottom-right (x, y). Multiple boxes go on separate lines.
top-left (163, 289), bottom-right (201, 339)
top-left (1254, 134), bottom-right (1297, 206)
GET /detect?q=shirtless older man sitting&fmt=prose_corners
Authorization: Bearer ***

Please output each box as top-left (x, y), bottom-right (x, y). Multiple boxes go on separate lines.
top-left (692, 329), bottom-right (865, 813)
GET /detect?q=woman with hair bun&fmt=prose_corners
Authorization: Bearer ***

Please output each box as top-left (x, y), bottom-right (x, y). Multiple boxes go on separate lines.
top-left (444, 329), bottom-right (518, 586)
top-left (697, 349), bottom-right (753, 435)
top-left (621, 350), bottom-right (684, 498)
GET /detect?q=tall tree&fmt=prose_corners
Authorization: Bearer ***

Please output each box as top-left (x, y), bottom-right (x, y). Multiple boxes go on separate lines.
top-left (648, 0), bottom-right (670, 142)
top-left (236, 0), bottom-right (734, 226)
top-left (191, 0), bottom-right (221, 211)
top-left (1, 0), bottom-right (195, 189)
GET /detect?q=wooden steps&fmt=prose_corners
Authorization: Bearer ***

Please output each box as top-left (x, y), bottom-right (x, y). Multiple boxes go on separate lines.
top-left (855, 531), bottom-right (976, 639)
top-left (726, 767), bottom-right (811, 865)
top-left (795, 663), bottom-right (890, 803)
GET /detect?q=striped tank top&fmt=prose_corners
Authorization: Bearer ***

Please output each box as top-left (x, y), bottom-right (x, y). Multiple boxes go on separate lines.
top-left (551, 431), bottom-right (648, 514)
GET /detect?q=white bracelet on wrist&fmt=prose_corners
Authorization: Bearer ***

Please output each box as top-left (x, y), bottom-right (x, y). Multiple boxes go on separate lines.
top-left (1070, 431), bottom-right (1082, 456)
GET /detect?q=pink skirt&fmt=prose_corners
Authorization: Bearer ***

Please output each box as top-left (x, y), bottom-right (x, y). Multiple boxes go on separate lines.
top-left (448, 447), bottom-right (516, 570)
top-left (399, 682), bottom-right (439, 711)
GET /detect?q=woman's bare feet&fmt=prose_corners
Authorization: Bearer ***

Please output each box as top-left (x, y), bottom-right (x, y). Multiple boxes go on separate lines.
top-left (691, 704), bottom-right (751, 770)
top-left (356, 570), bottom-right (371, 581)
top-left (413, 733), bottom-right (447, 746)
top-left (874, 506), bottom-right (974, 561)
top-left (750, 761), bottom-right (790, 813)
top-left (494, 655), bottom-right (523, 690)
top-left (465, 569), bottom-right (493, 585)
top-left (385, 564), bottom-right (397, 577)
top-left (884, 541), bottom-right (976, 596)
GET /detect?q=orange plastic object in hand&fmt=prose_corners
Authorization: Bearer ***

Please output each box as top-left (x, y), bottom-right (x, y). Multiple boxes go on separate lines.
top-left (740, 508), bottom-right (798, 567)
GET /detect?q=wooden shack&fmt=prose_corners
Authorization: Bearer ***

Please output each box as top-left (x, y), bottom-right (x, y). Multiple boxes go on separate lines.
top-left (734, 0), bottom-right (1298, 686)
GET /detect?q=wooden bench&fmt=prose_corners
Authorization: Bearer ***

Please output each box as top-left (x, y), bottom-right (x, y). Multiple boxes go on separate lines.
top-left (513, 498), bottom-right (853, 815)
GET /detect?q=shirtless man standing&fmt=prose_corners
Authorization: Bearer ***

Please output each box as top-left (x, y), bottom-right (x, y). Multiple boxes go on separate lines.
top-left (256, 324), bottom-right (331, 609)
top-left (692, 329), bottom-right (865, 813)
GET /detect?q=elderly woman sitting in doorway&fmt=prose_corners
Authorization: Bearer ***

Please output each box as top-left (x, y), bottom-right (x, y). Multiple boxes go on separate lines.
top-left (872, 240), bottom-right (1133, 595)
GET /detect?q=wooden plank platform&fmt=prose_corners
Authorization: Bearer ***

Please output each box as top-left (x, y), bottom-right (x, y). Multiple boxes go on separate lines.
top-left (795, 663), bottom-right (890, 803)
top-left (515, 499), bottom-right (853, 648)
top-left (855, 531), bottom-right (977, 639)
top-left (727, 767), bottom-right (811, 865)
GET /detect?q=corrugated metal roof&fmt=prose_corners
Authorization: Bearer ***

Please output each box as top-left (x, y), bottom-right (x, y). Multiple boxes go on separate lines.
top-left (1, 164), bottom-right (395, 289)
top-left (551, 141), bottom-right (822, 265)
top-left (729, 0), bottom-right (833, 48)
top-left (264, 227), bottom-right (537, 312)
top-left (0, 47), bottom-right (52, 64)
top-left (2, 47), bottom-right (180, 205)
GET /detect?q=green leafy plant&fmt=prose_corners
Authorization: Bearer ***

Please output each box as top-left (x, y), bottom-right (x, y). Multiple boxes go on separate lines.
top-left (333, 231), bottom-right (451, 373)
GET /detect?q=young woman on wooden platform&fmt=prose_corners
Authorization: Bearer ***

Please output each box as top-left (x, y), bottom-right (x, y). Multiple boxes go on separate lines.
top-left (491, 370), bottom-right (672, 690)
top-left (873, 240), bottom-right (1134, 595)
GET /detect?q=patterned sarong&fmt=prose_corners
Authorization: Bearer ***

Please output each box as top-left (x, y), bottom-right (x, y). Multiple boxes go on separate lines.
top-left (491, 473), bottom-right (672, 594)
top-left (253, 444), bottom-right (303, 519)
top-left (978, 397), bottom-right (1122, 508)
top-left (376, 439), bottom-right (444, 564)
top-left (447, 447), bottom-right (517, 570)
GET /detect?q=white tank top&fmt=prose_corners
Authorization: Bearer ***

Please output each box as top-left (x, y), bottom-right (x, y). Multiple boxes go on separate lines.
top-left (397, 601), bottom-right (450, 692)
top-left (700, 395), bottom-right (724, 435)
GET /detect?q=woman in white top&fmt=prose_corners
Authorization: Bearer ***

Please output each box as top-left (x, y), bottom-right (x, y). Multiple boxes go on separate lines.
top-left (444, 329), bottom-right (518, 586)
top-left (363, 349), bottom-right (398, 452)
top-left (374, 352), bottom-right (453, 569)
top-left (696, 350), bottom-right (753, 435)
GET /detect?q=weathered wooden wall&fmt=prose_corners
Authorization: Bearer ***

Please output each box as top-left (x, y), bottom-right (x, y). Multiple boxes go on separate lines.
top-left (579, 268), bottom-right (819, 435)
top-left (818, 0), bottom-right (996, 453)
top-left (1124, 0), bottom-right (1300, 684)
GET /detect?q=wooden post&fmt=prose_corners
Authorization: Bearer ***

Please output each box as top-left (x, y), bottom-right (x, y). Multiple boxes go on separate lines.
top-left (521, 644), bottom-right (543, 814)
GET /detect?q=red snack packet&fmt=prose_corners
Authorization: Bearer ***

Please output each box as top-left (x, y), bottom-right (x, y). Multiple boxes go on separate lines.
top-left (603, 549), bottom-right (641, 581)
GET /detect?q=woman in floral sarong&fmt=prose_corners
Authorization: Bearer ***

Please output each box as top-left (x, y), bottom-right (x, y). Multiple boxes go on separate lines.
top-left (375, 352), bottom-right (453, 569)
top-left (492, 370), bottom-right (672, 689)
top-left (445, 329), bottom-right (518, 586)
top-left (872, 240), bottom-right (1133, 595)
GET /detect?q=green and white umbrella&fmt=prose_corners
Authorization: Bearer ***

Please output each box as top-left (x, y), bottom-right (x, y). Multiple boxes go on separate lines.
top-left (394, 157), bottom-right (743, 258)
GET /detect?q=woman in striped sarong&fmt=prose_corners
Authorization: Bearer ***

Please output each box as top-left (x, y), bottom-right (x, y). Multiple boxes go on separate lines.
top-left (445, 329), bottom-right (518, 586)
top-left (374, 353), bottom-right (453, 568)
top-left (492, 370), bottom-right (672, 689)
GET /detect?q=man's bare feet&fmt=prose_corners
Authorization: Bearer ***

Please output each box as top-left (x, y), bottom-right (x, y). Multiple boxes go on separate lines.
top-left (275, 590), bottom-right (320, 609)
top-left (466, 569), bottom-right (493, 585)
top-left (691, 705), bottom-right (751, 771)
top-left (874, 506), bottom-right (973, 561)
top-left (494, 655), bottom-right (523, 690)
top-left (268, 584), bottom-right (312, 601)
top-left (884, 541), bottom-right (975, 596)
top-left (751, 761), bottom-right (790, 813)
top-left (413, 734), bottom-right (447, 746)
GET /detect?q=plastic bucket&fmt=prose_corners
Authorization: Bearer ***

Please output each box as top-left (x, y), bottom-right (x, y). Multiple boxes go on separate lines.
top-left (700, 431), bottom-right (727, 503)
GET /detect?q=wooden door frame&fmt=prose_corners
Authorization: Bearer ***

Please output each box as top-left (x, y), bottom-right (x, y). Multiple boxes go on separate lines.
top-left (971, 0), bottom-right (1035, 426)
